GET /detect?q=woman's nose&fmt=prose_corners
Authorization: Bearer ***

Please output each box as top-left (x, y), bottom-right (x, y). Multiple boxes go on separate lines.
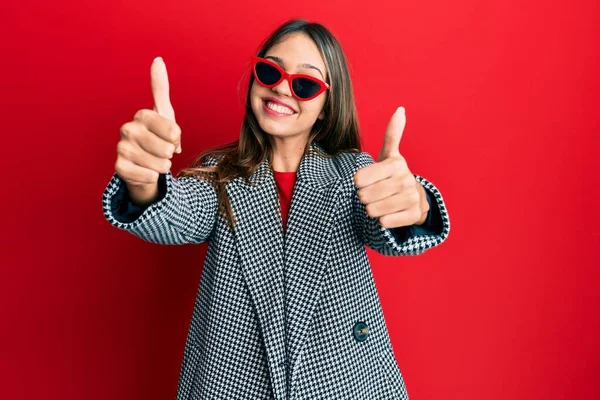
top-left (271, 78), bottom-right (293, 97)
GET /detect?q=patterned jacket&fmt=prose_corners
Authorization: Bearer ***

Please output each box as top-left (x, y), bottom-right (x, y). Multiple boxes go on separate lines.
top-left (101, 141), bottom-right (451, 399)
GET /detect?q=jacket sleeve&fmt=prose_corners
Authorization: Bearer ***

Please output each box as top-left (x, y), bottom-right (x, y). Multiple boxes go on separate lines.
top-left (352, 151), bottom-right (450, 256)
top-left (101, 158), bottom-right (219, 245)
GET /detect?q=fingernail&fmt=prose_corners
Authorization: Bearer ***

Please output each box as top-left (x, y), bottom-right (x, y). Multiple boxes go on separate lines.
top-left (176, 145), bottom-right (182, 154)
top-left (154, 56), bottom-right (163, 62)
top-left (398, 106), bottom-right (405, 113)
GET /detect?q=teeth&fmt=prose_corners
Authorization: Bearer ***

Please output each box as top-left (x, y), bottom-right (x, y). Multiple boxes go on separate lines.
top-left (266, 101), bottom-right (294, 115)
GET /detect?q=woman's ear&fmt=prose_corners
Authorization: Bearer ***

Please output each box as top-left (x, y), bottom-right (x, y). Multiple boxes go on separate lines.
top-left (318, 110), bottom-right (325, 120)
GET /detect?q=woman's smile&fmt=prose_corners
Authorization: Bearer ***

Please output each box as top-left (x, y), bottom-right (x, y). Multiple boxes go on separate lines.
top-left (262, 98), bottom-right (297, 117)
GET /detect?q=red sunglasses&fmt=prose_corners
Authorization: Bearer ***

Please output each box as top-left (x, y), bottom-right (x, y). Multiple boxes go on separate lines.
top-left (251, 56), bottom-right (330, 101)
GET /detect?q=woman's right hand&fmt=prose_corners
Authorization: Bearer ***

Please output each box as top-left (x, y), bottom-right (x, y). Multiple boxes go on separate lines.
top-left (114, 57), bottom-right (181, 205)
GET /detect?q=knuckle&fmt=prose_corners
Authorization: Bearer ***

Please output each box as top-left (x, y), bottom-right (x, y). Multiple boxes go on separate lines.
top-left (133, 108), bottom-right (151, 122)
top-left (353, 175), bottom-right (360, 187)
top-left (357, 189), bottom-right (366, 203)
top-left (171, 123), bottom-right (182, 139)
top-left (165, 143), bottom-right (176, 158)
top-left (365, 203), bottom-right (376, 218)
top-left (120, 122), bottom-right (133, 138)
top-left (116, 140), bottom-right (127, 155)
top-left (168, 123), bottom-right (181, 143)
top-left (121, 121), bottom-right (141, 140)
top-left (379, 216), bottom-right (389, 229)
top-left (114, 159), bottom-right (122, 174)
top-left (116, 140), bottom-right (132, 159)
top-left (114, 159), bottom-right (128, 178)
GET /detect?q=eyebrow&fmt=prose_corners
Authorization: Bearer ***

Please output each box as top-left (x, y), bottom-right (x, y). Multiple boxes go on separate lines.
top-left (264, 55), bottom-right (325, 79)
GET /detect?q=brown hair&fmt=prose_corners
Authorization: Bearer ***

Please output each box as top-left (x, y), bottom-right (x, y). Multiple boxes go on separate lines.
top-left (177, 19), bottom-right (363, 230)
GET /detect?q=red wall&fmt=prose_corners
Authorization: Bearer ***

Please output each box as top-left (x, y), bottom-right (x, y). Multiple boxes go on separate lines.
top-left (1, 0), bottom-right (598, 399)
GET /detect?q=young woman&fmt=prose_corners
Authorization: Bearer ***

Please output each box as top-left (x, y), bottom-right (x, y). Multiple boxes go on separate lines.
top-left (103, 18), bottom-right (450, 400)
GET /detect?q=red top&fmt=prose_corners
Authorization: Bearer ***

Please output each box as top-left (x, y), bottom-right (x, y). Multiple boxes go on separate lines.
top-left (272, 169), bottom-right (297, 232)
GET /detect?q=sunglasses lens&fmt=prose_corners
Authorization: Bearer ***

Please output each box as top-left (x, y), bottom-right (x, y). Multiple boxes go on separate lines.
top-left (292, 77), bottom-right (322, 99)
top-left (255, 62), bottom-right (281, 85)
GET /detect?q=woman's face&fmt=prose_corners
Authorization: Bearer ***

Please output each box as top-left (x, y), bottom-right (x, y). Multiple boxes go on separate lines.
top-left (250, 32), bottom-right (328, 141)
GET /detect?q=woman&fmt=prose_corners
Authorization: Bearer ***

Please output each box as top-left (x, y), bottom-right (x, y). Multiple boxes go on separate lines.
top-left (103, 18), bottom-right (450, 400)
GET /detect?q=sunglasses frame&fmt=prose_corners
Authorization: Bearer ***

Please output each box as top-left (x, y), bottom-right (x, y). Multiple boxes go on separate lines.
top-left (251, 56), bottom-right (330, 101)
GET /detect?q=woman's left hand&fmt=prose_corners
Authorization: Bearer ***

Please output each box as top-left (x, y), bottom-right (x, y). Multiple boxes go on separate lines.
top-left (353, 107), bottom-right (430, 229)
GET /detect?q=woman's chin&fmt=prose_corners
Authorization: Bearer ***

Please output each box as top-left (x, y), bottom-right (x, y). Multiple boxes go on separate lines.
top-left (258, 120), bottom-right (288, 137)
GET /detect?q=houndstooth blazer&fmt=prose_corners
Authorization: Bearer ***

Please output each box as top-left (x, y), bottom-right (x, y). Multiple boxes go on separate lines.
top-left (101, 140), bottom-right (450, 400)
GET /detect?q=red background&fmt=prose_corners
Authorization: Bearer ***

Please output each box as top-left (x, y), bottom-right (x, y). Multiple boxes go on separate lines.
top-left (1, 0), bottom-right (598, 399)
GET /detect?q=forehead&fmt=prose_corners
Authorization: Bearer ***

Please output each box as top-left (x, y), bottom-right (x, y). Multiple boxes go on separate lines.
top-left (265, 32), bottom-right (325, 70)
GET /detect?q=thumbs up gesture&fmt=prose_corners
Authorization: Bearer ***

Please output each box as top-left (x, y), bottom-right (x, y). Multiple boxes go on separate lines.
top-left (353, 107), bottom-right (430, 228)
top-left (114, 57), bottom-right (182, 204)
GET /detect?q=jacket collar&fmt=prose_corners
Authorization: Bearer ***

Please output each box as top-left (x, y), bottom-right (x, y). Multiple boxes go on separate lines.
top-left (229, 141), bottom-right (339, 192)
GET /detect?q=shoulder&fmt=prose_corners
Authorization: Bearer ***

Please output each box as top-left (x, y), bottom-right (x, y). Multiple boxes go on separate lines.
top-left (200, 154), bottom-right (223, 167)
top-left (328, 150), bottom-right (375, 176)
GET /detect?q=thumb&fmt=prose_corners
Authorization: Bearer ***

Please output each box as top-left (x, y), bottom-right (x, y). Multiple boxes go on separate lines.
top-left (378, 106), bottom-right (406, 162)
top-left (151, 57), bottom-right (181, 152)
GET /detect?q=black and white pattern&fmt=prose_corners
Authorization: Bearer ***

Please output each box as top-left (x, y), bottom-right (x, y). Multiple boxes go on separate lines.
top-left (101, 141), bottom-right (450, 399)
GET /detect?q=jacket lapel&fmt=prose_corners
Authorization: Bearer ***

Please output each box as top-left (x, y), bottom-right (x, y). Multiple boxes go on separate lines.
top-left (282, 142), bottom-right (344, 385)
top-left (226, 141), bottom-right (343, 395)
top-left (226, 153), bottom-right (288, 398)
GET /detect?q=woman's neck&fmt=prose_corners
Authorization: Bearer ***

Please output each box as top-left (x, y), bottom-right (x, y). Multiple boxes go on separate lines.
top-left (269, 134), bottom-right (309, 172)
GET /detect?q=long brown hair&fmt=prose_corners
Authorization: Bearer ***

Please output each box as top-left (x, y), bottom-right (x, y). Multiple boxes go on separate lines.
top-left (178, 19), bottom-right (363, 231)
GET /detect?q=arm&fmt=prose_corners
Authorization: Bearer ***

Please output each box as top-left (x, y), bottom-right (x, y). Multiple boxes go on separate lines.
top-left (352, 151), bottom-right (450, 256)
top-left (101, 158), bottom-right (219, 245)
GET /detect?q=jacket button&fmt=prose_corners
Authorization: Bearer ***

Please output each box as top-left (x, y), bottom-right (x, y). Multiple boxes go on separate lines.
top-left (353, 321), bottom-right (369, 342)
